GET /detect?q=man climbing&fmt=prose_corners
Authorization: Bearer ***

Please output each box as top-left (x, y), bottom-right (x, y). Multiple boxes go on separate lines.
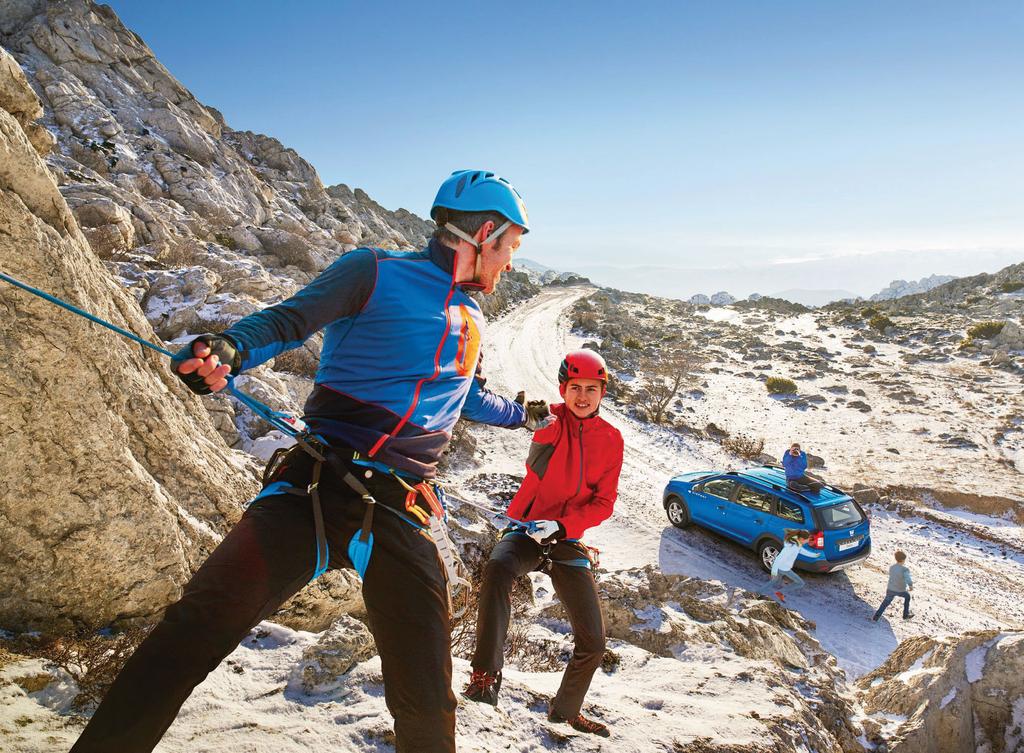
top-left (71, 170), bottom-right (552, 753)
top-left (463, 350), bottom-right (624, 738)
top-left (781, 442), bottom-right (824, 493)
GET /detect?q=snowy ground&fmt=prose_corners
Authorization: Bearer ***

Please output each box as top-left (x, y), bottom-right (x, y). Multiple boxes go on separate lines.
top-left (453, 287), bottom-right (1024, 679)
top-left (4, 286), bottom-right (1023, 752)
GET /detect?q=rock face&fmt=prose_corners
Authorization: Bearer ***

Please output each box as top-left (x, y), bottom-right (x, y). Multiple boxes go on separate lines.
top-left (0, 1), bottom-right (538, 634)
top-left (710, 290), bottom-right (736, 305)
top-left (689, 293), bottom-right (710, 305)
top-left (856, 630), bottom-right (1024, 753)
top-left (0, 0), bottom-right (438, 635)
top-left (0, 42), bottom-right (261, 631)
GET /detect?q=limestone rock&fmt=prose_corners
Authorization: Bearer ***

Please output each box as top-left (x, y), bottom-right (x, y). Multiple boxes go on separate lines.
top-left (274, 570), bottom-right (365, 634)
top-left (292, 614), bottom-right (377, 695)
top-left (857, 630), bottom-right (1024, 753)
top-left (0, 47), bottom-right (261, 631)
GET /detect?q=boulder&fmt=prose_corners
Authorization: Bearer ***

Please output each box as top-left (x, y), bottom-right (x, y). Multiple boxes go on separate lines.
top-left (857, 630), bottom-right (1024, 753)
top-left (292, 614), bottom-right (377, 696)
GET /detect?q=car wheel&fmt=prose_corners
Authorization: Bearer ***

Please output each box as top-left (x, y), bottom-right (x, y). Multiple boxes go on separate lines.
top-left (665, 495), bottom-right (690, 529)
top-left (757, 539), bottom-right (782, 573)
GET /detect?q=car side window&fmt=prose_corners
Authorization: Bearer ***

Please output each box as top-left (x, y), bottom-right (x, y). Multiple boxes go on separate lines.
top-left (735, 485), bottom-right (773, 512)
top-left (775, 498), bottom-right (805, 523)
top-left (703, 479), bottom-right (737, 500)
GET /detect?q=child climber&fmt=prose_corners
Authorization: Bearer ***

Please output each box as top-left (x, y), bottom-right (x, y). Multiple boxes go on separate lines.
top-left (463, 350), bottom-right (623, 738)
top-left (764, 530), bottom-right (822, 602)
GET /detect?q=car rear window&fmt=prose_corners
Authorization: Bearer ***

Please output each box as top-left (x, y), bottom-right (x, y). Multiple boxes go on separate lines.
top-left (819, 500), bottom-right (865, 530)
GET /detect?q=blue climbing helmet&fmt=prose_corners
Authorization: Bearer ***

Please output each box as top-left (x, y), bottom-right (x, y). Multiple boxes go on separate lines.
top-left (431, 170), bottom-right (529, 248)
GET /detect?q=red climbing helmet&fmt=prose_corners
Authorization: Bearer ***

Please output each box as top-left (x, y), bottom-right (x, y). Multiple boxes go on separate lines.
top-left (557, 350), bottom-right (608, 396)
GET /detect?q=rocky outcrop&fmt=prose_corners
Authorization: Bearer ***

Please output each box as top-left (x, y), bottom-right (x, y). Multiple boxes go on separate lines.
top-left (856, 630), bottom-right (1024, 753)
top-left (541, 567), bottom-right (864, 753)
top-left (0, 41), bottom-right (261, 632)
top-left (710, 290), bottom-right (736, 305)
top-left (870, 275), bottom-right (957, 302)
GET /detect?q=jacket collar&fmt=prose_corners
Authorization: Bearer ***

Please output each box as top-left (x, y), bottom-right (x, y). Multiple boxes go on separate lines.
top-left (428, 239), bottom-right (485, 291)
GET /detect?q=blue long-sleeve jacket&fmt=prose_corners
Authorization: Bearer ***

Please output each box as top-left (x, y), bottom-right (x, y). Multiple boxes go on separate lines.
top-left (781, 450), bottom-right (808, 480)
top-left (222, 240), bottom-right (526, 478)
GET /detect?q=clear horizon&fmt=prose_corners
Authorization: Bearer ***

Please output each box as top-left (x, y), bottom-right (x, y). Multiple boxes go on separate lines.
top-left (103, 1), bottom-right (1024, 298)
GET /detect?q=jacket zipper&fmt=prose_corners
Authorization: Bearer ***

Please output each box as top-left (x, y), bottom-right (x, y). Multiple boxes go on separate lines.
top-left (368, 282), bottom-right (456, 457)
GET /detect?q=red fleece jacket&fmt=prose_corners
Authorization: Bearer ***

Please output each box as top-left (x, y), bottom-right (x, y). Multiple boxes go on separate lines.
top-left (506, 402), bottom-right (624, 539)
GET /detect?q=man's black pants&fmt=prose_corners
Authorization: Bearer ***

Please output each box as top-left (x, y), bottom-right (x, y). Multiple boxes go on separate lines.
top-left (71, 449), bottom-right (455, 753)
top-left (471, 534), bottom-right (605, 719)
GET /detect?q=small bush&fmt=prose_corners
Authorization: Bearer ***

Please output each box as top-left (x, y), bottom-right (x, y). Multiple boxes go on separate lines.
top-left (967, 321), bottom-right (1005, 340)
top-left (723, 434), bottom-right (766, 459)
top-left (766, 376), bottom-right (798, 394)
top-left (868, 314), bottom-right (894, 332)
top-left (214, 232), bottom-right (238, 250)
top-left (999, 281), bottom-right (1024, 293)
top-left (860, 306), bottom-right (879, 319)
top-left (623, 337), bottom-right (644, 350)
top-left (31, 626), bottom-right (152, 709)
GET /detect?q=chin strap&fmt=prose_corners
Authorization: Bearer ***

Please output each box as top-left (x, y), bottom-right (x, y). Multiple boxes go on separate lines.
top-left (443, 220), bottom-right (512, 249)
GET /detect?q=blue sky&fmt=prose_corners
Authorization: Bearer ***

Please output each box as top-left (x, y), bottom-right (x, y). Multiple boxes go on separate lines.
top-left (104, 1), bottom-right (1023, 298)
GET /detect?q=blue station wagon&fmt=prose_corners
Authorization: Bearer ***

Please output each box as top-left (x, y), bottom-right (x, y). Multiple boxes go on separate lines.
top-left (662, 466), bottom-right (871, 573)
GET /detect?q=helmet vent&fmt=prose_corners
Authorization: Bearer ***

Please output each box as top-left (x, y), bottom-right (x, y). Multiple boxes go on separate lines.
top-left (455, 174), bottom-right (468, 197)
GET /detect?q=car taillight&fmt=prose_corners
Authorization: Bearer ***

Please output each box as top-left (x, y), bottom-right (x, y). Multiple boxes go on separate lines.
top-left (809, 530), bottom-right (824, 549)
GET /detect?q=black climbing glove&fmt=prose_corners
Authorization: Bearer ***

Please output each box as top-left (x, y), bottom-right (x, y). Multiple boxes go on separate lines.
top-left (172, 334), bottom-right (242, 395)
top-left (516, 391), bottom-right (555, 431)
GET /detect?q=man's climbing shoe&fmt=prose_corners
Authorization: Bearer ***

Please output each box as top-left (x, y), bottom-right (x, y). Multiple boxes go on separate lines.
top-left (774, 591), bottom-right (786, 603)
top-left (463, 669), bottom-right (501, 706)
top-left (548, 707), bottom-right (610, 737)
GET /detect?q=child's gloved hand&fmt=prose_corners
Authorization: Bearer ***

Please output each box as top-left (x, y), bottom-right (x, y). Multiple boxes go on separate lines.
top-left (525, 519), bottom-right (565, 545)
top-left (516, 391), bottom-right (556, 431)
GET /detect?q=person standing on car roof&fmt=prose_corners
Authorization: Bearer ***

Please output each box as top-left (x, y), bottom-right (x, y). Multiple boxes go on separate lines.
top-left (782, 443), bottom-right (824, 493)
top-left (70, 170), bottom-right (552, 753)
top-left (463, 349), bottom-right (623, 738)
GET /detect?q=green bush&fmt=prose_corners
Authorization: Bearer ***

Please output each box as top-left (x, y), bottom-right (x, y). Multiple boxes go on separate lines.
top-left (999, 281), bottom-right (1024, 293)
top-left (966, 321), bottom-right (1005, 340)
top-left (766, 376), bottom-right (798, 394)
top-left (860, 306), bottom-right (879, 319)
top-left (214, 232), bottom-right (238, 250)
top-left (623, 337), bottom-right (644, 350)
top-left (868, 314), bottom-right (894, 332)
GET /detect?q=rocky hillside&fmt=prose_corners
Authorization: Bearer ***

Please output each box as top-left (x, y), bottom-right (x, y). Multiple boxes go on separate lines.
top-left (569, 279), bottom-right (1023, 507)
top-left (0, 0), bottom-right (508, 635)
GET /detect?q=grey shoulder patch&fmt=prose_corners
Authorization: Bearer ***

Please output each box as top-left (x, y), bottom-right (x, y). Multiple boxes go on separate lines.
top-left (526, 441), bottom-right (556, 479)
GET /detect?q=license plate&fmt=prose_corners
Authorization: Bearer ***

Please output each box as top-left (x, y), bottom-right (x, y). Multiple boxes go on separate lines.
top-left (838, 539), bottom-right (860, 551)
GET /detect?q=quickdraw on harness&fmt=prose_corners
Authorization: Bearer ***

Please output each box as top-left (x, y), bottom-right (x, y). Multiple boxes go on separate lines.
top-left (386, 470), bottom-right (471, 617)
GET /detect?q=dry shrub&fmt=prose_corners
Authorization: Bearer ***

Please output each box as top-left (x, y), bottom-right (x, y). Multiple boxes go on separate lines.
top-left (450, 549), bottom-right (564, 672)
top-left (27, 627), bottom-right (152, 709)
top-left (723, 434), bottom-right (766, 459)
top-left (765, 376), bottom-right (797, 394)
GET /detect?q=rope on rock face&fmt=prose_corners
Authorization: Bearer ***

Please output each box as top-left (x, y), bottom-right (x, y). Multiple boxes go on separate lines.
top-left (0, 270), bottom-right (306, 439)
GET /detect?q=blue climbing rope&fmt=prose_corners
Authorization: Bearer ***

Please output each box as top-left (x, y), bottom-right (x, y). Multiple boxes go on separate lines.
top-left (0, 270), bottom-right (303, 439)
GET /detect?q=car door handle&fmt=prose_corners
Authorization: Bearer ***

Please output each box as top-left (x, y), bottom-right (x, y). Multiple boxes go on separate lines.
top-left (754, 518), bottom-right (763, 524)
top-left (716, 505), bottom-right (725, 511)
